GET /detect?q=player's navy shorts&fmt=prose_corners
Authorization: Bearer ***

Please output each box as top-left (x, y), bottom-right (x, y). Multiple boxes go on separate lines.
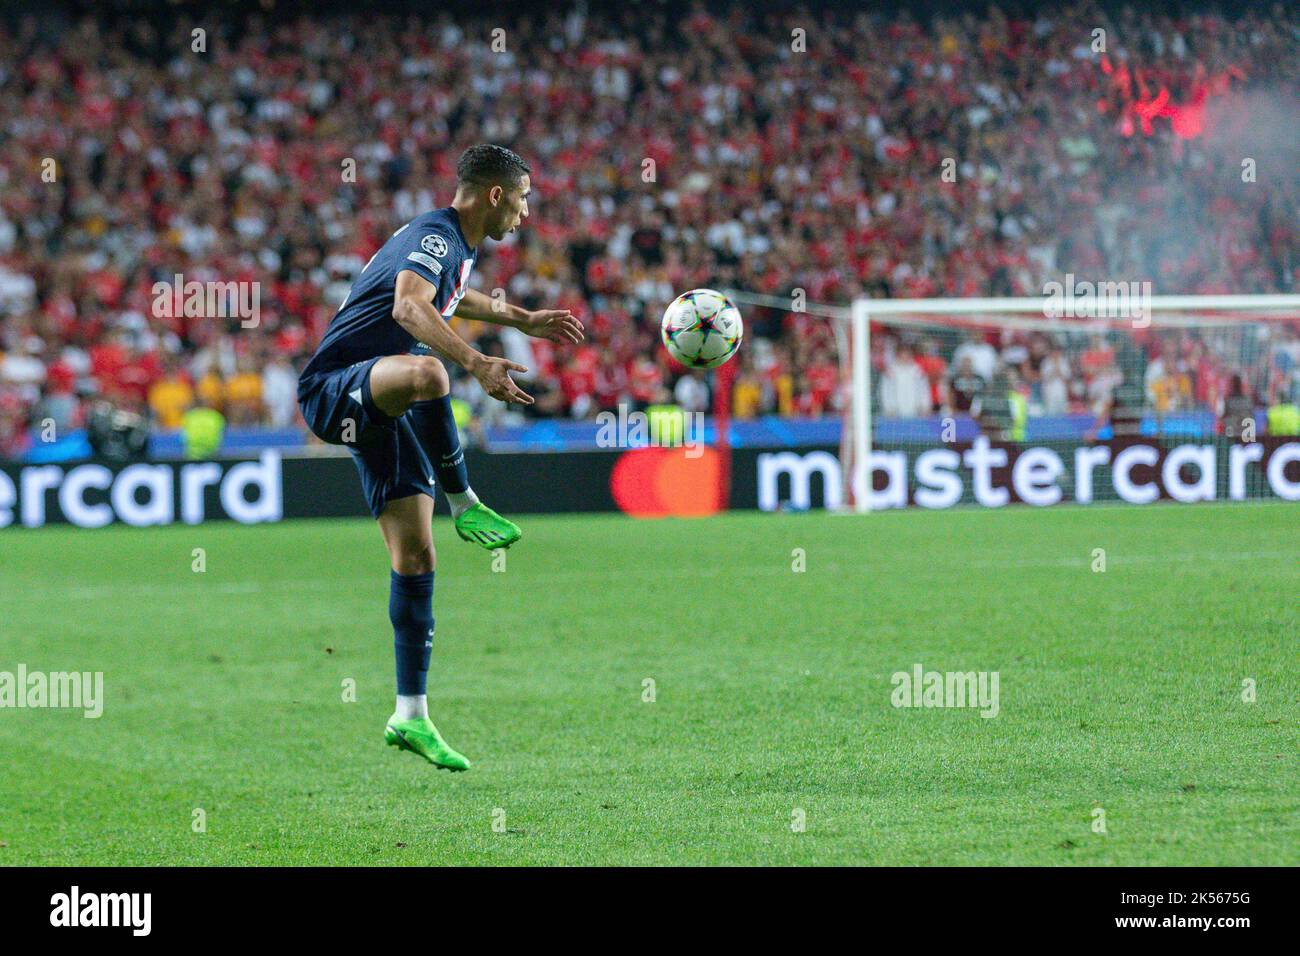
top-left (298, 358), bottom-right (435, 518)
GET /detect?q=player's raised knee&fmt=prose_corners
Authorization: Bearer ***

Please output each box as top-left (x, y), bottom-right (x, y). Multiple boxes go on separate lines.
top-left (410, 357), bottom-right (449, 400)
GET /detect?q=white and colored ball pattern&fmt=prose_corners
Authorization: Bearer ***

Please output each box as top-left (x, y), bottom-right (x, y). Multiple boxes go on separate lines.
top-left (660, 289), bottom-right (744, 369)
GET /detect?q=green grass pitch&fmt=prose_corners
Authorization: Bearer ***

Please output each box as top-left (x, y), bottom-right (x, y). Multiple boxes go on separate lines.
top-left (1, 502), bottom-right (1295, 866)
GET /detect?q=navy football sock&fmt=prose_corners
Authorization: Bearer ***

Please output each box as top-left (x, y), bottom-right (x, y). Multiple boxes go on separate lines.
top-left (408, 396), bottom-right (469, 494)
top-left (389, 570), bottom-right (434, 697)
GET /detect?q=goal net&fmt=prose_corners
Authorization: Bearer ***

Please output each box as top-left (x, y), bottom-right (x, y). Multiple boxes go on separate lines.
top-left (843, 295), bottom-right (1300, 512)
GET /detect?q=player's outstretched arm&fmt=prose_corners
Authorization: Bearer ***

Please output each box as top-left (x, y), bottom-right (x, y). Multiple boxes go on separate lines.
top-left (393, 270), bottom-right (533, 405)
top-left (454, 287), bottom-right (585, 344)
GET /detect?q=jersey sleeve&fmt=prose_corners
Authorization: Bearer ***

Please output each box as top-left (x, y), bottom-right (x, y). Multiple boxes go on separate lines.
top-left (393, 222), bottom-right (456, 298)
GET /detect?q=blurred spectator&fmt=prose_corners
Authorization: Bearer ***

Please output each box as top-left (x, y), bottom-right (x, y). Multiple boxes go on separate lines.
top-left (880, 345), bottom-right (931, 418)
top-left (914, 340), bottom-right (948, 413)
top-left (262, 353), bottom-right (300, 429)
top-left (0, 391), bottom-right (30, 460)
top-left (674, 370), bottom-right (710, 414)
top-left (731, 352), bottom-right (764, 419)
top-left (1266, 399), bottom-right (1300, 436)
top-left (978, 371), bottom-right (1014, 438)
top-left (85, 400), bottom-right (149, 461)
top-left (1146, 340), bottom-right (1192, 414)
top-left (148, 356), bottom-right (194, 430)
top-left (31, 368), bottom-right (80, 441)
top-left (1040, 347), bottom-right (1072, 416)
top-left (1221, 374), bottom-right (1255, 439)
top-left (952, 333), bottom-right (999, 384)
top-left (948, 355), bottom-right (985, 414)
top-left (224, 355), bottom-right (265, 426)
top-left (0, 3), bottom-right (1294, 448)
top-left (180, 399), bottom-right (226, 460)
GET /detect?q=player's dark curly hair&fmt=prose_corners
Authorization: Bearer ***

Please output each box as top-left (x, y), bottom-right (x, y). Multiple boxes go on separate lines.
top-left (456, 144), bottom-right (530, 190)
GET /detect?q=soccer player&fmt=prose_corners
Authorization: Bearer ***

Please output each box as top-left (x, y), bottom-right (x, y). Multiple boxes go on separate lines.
top-left (297, 145), bottom-right (584, 771)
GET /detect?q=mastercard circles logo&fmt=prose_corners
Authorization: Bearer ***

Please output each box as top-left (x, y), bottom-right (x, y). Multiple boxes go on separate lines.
top-left (609, 446), bottom-right (724, 517)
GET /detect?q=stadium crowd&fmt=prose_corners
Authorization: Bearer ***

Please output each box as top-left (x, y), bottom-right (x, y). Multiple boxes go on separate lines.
top-left (0, 2), bottom-right (1297, 457)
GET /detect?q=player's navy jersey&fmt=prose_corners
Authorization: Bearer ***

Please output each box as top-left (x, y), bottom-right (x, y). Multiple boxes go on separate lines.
top-left (299, 207), bottom-right (477, 384)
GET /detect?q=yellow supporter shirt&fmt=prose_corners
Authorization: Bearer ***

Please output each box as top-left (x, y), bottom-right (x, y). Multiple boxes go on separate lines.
top-left (149, 377), bottom-right (194, 429)
top-left (732, 378), bottom-right (762, 419)
top-left (196, 371), bottom-right (224, 410)
top-left (224, 372), bottom-right (263, 405)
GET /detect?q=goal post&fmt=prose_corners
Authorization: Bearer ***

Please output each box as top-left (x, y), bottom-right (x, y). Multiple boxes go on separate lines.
top-left (847, 294), bottom-right (1300, 512)
top-left (721, 288), bottom-right (1300, 512)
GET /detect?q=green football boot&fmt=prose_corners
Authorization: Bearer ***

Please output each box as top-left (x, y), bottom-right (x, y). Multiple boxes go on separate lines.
top-left (454, 502), bottom-right (522, 550)
top-left (384, 715), bottom-right (471, 772)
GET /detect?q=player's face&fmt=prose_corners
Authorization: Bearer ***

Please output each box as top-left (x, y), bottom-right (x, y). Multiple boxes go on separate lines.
top-left (491, 175), bottom-right (530, 240)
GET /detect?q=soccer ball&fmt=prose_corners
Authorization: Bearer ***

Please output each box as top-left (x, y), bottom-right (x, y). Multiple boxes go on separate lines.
top-left (660, 289), bottom-right (743, 369)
